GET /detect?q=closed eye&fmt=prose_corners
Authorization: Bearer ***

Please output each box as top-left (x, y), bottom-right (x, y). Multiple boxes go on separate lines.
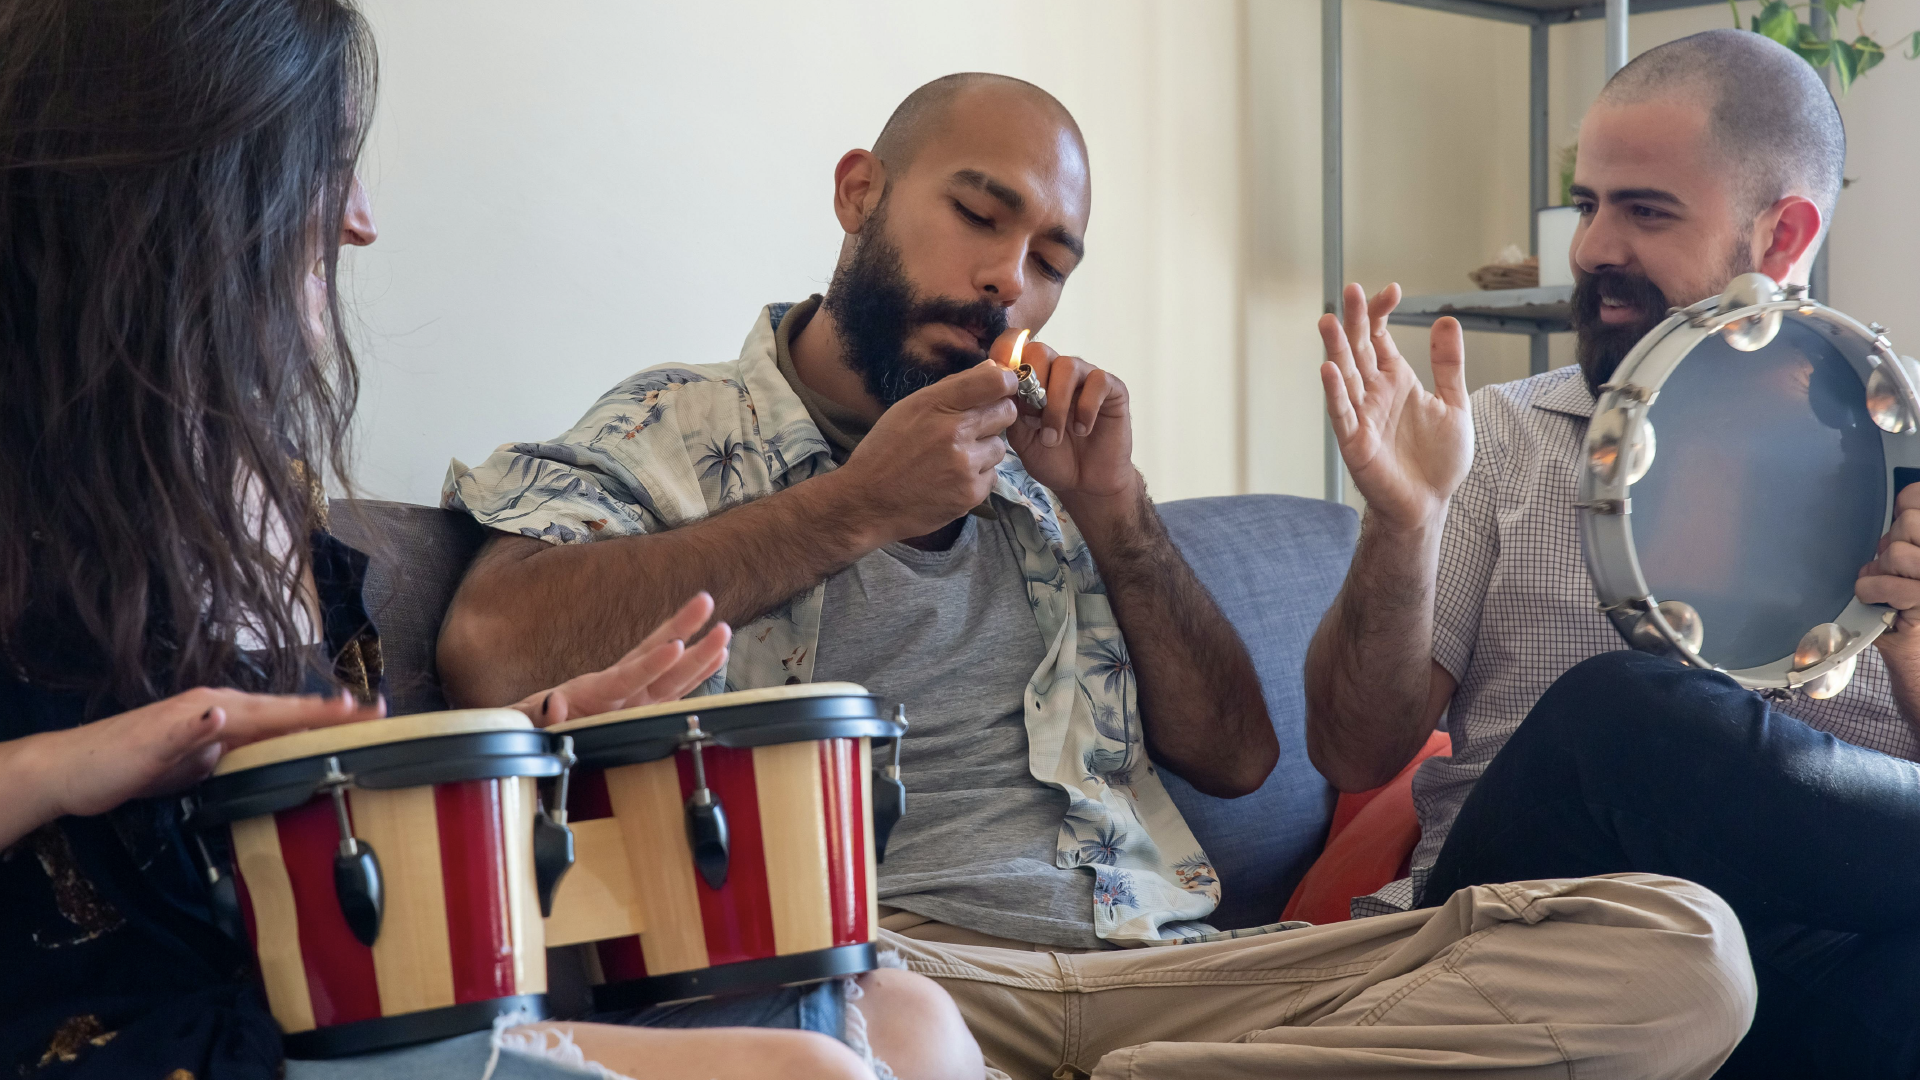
top-left (1032, 254), bottom-right (1064, 283)
top-left (953, 199), bottom-right (993, 229)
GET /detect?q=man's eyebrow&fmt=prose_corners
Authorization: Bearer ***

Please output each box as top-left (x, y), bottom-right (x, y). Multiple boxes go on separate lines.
top-left (952, 169), bottom-right (1085, 259)
top-left (1044, 224), bottom-right (1085, 261)
top-left (953, 169), bottom-right (1025, 214)
top-left (1605, 187), bottom-right (1684, 206)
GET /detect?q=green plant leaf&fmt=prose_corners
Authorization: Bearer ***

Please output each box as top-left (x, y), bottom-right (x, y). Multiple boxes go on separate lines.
top-left (1754, 1), bottom-right (1801, 46)
top-left (1854, 35), bottom-right (1887, 74)
top-left (1907, 30), bottom-right (1920, 59)
top-left (1830, 38), bottom-right (1859, 92)
top-left (1793, 22), bottom-right (1834, 64)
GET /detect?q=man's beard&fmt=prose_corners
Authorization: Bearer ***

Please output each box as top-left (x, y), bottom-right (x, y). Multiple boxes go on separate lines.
top-left (822, 203), bottom-right (1009, 407)
top-left (1572, 246), bottom-right (1755, 397)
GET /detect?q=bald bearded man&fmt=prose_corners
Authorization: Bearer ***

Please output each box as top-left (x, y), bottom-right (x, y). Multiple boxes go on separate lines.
top-left (436, 74), bottom-right (1752, 1078)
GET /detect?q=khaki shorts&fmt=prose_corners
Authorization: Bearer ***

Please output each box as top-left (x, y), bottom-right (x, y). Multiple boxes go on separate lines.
top-left (883, 873), bottom-right (1756, 1080)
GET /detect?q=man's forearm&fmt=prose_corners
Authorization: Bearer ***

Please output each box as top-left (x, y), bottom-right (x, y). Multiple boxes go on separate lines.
top-left (439, 473), bottom-right (880, 706)
top-left (1303, 509), bottom-right (1446, 791)
top-left (1067, 475), bottom-right (1277, 798)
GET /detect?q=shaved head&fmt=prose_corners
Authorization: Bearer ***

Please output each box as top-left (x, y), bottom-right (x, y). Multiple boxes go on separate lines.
top-left (872, 72), bottom-right (1085, 178)
top-left (1600, 29), bottom-right (1844, 238)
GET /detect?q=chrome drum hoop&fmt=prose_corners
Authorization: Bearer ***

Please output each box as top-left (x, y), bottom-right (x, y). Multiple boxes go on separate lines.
top-left (1576, 288), bottom-right (1920, 691)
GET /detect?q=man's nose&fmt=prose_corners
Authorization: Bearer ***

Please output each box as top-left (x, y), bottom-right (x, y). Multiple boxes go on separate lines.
top-left (976, 244), bottom-right (1026, 307)
top-left (1572, 210), bottom-right (1628, 275)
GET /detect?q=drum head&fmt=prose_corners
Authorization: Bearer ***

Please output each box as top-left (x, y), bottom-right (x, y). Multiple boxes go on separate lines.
top-left (195, 708), bottom-right (561, 826)
top-left (1631, 316), bottom-right (1886, 670)
top-left (551, 682), bottom-right (900, 769)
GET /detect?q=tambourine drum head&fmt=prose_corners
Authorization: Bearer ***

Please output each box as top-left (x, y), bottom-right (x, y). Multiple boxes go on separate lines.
top-left (1631, 316), bottom-right (1886, 670)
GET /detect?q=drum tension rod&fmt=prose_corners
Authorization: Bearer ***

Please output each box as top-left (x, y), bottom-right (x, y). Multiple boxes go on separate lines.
top-left (533, 735), bottom-right (577, 917)
top-left (322, 755), bottom-right (384, 947)
top-left (181, 797), bottom-right (247, 942)
top-left (871, 706), bottom-right (909, 865)
top-left (682, 716), bottom-right (731, 891)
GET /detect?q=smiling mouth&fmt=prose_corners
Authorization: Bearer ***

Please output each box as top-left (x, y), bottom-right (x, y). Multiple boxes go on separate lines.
top-left (1598, 296), bottom-right (1638, 322)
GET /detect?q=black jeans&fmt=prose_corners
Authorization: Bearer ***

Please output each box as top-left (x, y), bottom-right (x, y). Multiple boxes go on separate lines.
top-left (1422, 650), bottom-right (1920, 1079)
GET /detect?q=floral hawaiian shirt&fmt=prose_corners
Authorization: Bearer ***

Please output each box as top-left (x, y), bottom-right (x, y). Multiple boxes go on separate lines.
top-left (443, 305), bottom-right (1221, 943)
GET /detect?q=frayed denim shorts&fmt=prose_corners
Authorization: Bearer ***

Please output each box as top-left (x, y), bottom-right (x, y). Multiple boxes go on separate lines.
top-left (283, 981), bottom-right (849, 1080)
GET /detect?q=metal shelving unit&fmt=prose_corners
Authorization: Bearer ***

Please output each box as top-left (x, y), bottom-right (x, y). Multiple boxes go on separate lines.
top-left (1320, 0), bottom-right (1724, 503)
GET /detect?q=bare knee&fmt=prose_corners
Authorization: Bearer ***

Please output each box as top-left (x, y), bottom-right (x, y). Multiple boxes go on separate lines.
top-left (510, 1024), bottom-right (871, 1080)
top-left (853, 968), bottom-right (983, 1080)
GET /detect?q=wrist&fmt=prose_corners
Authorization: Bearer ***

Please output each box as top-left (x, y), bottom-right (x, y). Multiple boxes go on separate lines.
top-left (5, 730), bottom-right (71, 827)
top-left (797, 467), bottom-right (893, 555)
top-left (1058, 470), bottom-right (1145, 529)
top-left (1362, 502), bottom-right (1449, 543)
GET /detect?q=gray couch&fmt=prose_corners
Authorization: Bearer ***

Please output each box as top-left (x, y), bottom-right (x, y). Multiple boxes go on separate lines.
top-left (330, 493), bottom-right (1357, 931)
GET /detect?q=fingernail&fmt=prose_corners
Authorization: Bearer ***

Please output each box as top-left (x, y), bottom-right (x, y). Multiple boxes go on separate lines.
top-left (1041, 428), bottom-right (1060, 447)
top-left (1074, 423), bottom-right (1090, 437)
top-left (540, 693), bottom-right (552, 718)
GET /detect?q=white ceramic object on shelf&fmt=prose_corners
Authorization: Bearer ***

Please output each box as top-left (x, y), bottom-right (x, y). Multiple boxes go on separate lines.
top-left (1537, 206), bottom-right (1580, 288)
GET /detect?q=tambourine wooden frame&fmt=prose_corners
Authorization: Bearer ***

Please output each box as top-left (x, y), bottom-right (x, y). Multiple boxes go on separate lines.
top-left (1578, 294), bottom-right (1920, 691)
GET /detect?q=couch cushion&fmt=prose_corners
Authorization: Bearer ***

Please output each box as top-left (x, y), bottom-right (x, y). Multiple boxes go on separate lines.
top-left (1157, 494), bottom-right (1356, 929)
top-left (327, 499), bottom-right (490, 715)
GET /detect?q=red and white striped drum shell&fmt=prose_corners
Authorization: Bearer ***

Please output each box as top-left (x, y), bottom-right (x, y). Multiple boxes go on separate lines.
top-left (201, 711), bottom-right (560, 1053)
top-left (544, 683), bottom-right (898, 1006)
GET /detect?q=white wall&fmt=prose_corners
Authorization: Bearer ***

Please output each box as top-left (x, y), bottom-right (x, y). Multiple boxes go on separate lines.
top-left (344, 0), bottom-right (1251, 505)
top-left (344, 0), bottom-right (1920, 510)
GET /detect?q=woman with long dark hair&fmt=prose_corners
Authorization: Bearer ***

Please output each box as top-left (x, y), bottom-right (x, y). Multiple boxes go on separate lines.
top-left (0, 2), bottom-right (973, 1077)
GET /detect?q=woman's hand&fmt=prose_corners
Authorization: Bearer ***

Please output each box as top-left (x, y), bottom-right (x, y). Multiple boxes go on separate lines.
top-left (2, 688), bottom-right (381, 848)
top-left (513, 592), bottom-right (732, 728)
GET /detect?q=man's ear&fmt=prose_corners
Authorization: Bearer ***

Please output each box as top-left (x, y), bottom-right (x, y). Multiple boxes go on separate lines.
top-left (832, 150), bottom-right (887, 236)
top-left (1755, 195), bottom-right (1823, 282)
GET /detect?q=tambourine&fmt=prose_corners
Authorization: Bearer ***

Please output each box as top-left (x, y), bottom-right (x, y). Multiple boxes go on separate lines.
top-left (1579, 272), bottom-right (1920, 698)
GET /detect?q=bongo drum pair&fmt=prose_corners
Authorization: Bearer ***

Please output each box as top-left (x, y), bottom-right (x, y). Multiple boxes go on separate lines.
top-left (191, 684), bottom-right (906, 1058)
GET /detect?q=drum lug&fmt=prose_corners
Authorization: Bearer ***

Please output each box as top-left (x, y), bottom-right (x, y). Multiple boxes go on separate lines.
top-left (682, 717), bottom-right (731, 891)
top-left (533, 735), bottom-right (578, 918)
top-left (323, 756), bottom-right (383, 947)
top-left (870, 705), bottom-right (909, 864)
top-left (182, 798), bottom-right (246, 943)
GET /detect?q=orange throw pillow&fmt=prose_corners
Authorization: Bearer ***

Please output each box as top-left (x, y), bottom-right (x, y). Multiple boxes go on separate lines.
top-left (1280, 730), bottom-right (1452, 925)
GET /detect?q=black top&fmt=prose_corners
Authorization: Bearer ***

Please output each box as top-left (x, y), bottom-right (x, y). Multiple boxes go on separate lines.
top-left (0, 532), bottom-right (381, 1080)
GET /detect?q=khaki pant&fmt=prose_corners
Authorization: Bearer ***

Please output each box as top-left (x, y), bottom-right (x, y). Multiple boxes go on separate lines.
top-left (881, 874), bottom-right (1755, 1080)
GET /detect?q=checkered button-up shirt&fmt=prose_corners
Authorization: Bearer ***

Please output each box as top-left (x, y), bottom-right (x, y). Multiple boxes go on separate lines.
top-left (1353, 364), bottom-right (1920, 917)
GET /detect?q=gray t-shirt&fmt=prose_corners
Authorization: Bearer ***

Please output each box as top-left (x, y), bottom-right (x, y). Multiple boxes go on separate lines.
top-left (812, 514), bottom-right (1102, 949)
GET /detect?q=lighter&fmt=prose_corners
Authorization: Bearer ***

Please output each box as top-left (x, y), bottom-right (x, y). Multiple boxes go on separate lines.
top-left (995, 328), bottom-right (1047, 413)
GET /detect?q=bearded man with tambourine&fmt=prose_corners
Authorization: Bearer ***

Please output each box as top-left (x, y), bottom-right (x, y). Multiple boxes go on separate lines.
top-left (1307, 28), bottom-right (1920, 1080)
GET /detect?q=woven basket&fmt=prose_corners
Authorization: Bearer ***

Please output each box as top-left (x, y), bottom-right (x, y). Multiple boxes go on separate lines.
top-left (1468, 258), bottom-right (1539, 290)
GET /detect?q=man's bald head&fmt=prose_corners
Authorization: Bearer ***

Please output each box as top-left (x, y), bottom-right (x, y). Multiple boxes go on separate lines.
top-left (872, 72), bottom-right (1086, 178)
top-left (1599, 28), bottom-right (1844, 237)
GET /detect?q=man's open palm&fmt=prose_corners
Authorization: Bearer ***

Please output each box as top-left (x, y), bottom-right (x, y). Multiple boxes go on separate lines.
top-left (1318, 283), bottom-right (1474, 529)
